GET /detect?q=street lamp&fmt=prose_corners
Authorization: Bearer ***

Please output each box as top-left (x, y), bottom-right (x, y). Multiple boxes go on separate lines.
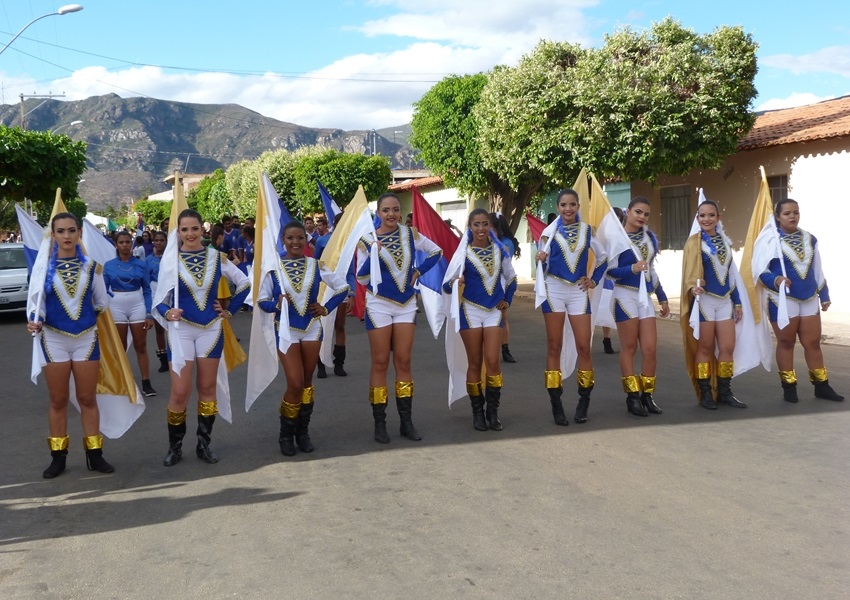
top-left (51, 120), bottom-right (83, 134)
top-left (0, 5), bottom-right (84, 58)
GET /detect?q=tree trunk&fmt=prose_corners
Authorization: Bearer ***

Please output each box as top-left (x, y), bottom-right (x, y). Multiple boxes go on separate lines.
top-left (487, 176), bottom-right (542, 235)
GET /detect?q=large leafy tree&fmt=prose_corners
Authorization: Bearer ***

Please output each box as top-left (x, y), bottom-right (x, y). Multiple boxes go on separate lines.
top-left (477, 19), bottom-right (758, 189)
top-left (410, 74), bottom-right (544, 234)
top-left (188, 168), bottom-right (230, 222)
top-left (293, 149), bottom-right (391, 214)
top-left (0, 127), bottom-right (88, 219)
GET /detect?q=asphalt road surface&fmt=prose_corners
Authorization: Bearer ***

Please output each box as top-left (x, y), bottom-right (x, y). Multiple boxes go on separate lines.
top-left (1, 298), bottom-right (848, 599)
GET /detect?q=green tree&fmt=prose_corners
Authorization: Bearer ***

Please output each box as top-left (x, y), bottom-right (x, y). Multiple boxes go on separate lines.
top-left (476, 19), bottom-right (758, 192)
top-left (0, 127), bottom-right (88, 218)
top-left (132, 200), bottom-right (172, 227)
top-left (410, 74), bottom-right (545, 234)
top-left (189, 169), bottom-right (231, 222)
top-left (65, 197), bottom-right (88, 222)
top-left (293, 149), bottom-right (391, 214)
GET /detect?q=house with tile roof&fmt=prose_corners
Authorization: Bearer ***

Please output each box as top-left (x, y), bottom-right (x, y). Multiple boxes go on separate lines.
top-left (621, 95), bottom-right (850, 313)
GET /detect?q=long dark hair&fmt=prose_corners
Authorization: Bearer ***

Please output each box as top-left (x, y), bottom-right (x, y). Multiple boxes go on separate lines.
top-left (489, 212), bottom-right (520, 258)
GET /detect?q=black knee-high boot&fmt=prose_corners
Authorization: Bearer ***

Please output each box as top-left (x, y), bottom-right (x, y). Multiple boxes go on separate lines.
top-left (370, 387), bottom-right (390, 443)
top-left (396, 381), bottom-right (421, 441)
top-left (485, 374), bottom-right (503, 431)
top-left (574, 369), bottom-right (594, 424)
top-left (333, 345), bottom-right (348, 377)
top-left (468, 381), bottom-right (487, 431)
top-left (196, 401), bottom-right (219, 463)
top-left (163, 409), bottom-right (187, 467)
top-left (43, 435), bottom-right (69, 479)
top-left (84, 434), bottom-right (115, 473)
top-left (545, 370), bottom-right (568, 426)
top-left (295, 386), bottom-right (315, 453)
top-left (717, 361), bottom-right (746, 408)
top-left (156, 349), bottom-right (169, 373)
top-left (810, 368), bottom-right (844, 401)
top-left (696, 362), bottom-right (717, 409)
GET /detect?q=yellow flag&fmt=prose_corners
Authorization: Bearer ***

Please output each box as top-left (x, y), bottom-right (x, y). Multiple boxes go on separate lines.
top-left (320, 185), bottom-right (369, 272)
top-left (572, 168), bottom-right (589, 208)
top-left (740, 166), bottom-right (774, 323)
top-left (50, 188), bottom-right (69, 220)
top-left (252, 170), bottom-right (268, 303)
top-left (168, 171), bottom-right (189, 234)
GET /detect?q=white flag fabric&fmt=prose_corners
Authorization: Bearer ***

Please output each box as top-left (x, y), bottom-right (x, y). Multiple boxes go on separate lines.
top-left (17, 205), bottom-right (50, 383)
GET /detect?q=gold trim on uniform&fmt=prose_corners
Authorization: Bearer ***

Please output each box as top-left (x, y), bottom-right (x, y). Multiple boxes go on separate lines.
top-left (545, 370), bottom-right (562, 389)
top-left (640, 374), bottom-right (656, 394)
top-left (809, 367), bottom-right (828, 383)
top-left (779, 370), bottom-right (797, 385)
top-left (279, 400), bottom-right (300, 419)
top-left (83, 434), bottom-right (103, 450)
top-left (167, 409), bottom-right (187, 426)
top-left (696, 362), bottom-right (710, 380)
top-left (622, 375), bottom-right (640, 393)
top-left (369, 386), bottom-right (388, 405)
top-left (577, 369), bottom-right (594, 388)
top-left (466, 381), bottom-right (482, 397)
top-left (302, 385), bottom-right (315, 405)
top-left (47, 435), bottom-right (69, 451)
top-left (718, 361), bottom-right (734, 378)
top-left (198, 400), bottom-right (218, 416)
top-left (395, 380), bottom-right (414, 398)
top-left (486, 373), bottom-right (503, 388)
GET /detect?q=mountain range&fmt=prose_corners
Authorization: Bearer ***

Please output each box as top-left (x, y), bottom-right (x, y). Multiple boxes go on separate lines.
top-left (0, 94), bottom-right (415, 212)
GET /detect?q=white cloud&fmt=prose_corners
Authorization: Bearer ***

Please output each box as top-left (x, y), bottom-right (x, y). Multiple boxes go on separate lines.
top-left (5, 0), bottom-right (600, 130)
top-left (756, 93), bottom-right (835, 112)
top-left (761, 46), bottom-right (850, 77)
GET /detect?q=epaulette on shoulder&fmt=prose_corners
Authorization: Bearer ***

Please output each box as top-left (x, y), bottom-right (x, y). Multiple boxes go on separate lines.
top-left (95, 262), bottom-right (103, 275)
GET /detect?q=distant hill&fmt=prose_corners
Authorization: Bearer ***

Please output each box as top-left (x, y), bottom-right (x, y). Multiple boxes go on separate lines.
top-left (0, 94), bottom-right (418, 212)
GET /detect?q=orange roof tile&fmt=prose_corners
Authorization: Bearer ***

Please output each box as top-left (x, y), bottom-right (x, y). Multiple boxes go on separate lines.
top-left (388, 175), bottom-right (444, 192)
top-left (738, 95), bottom-right (850, 151)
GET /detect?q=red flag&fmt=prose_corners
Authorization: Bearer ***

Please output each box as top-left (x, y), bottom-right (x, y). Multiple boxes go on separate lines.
top-left (526, 212), bottom-right (546, 244)
top-left (411, 186), bottom-right (459, 259)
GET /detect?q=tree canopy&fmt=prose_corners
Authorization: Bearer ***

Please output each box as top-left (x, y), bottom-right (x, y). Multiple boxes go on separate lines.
top-left (0, 126), bottom-right (88, 220)
top-left (188, 168), bottom-right (229, 222)
top-left (412, 19), bottom-right (758, 232)
top-left (293, 149), bottom-right (391, 213)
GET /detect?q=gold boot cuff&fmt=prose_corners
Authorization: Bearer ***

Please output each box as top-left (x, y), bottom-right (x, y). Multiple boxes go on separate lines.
top-left (198, 400), bottom-right (218, 417)
top-left (279, 400), bottom-right (300, 419)
top-left (395, 381), bottom-right (414, 398)
top-left (718, 361), bottom-right (734, 379)
top-left (577, 369), bottom-right (594, 388)
top-left (466, 381), bottom-right (482, 397)
top-left (696, 362), bottom-right (711, 380)
top-left (83, 434), bottom-right (103, 450)
top-left (779, 370), bottom-right (797, 385)
top-left (809, 367), bottom-right (828, 383)
top-left (369, 386), bottom-right (388, 405)
top-left (302, 385), bottom-right (315, 405)
top-left (167, 409), bottom-right (187, 426)
top-left (622, 375), bottom-right (640, 394)
top-left (486, 374), bottom-right (503, 388)
top-left (639, 375), bottom-right (656, 394)
top-left (545, 370), bottom-right (562, 389)
top-left (47, 435), bottom-right (69, 451)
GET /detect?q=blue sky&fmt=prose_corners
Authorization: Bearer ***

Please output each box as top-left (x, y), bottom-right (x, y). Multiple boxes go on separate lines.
top-left (0, 0), bottom-right (848, 129)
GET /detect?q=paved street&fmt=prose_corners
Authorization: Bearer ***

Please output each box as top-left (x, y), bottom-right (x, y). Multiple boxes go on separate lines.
top-left (1, 298), bottom-right (848, 599)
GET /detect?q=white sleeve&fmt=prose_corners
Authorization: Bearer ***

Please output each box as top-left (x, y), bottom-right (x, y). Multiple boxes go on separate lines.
top-left (319, 264), bottom-right (349, 292)
top-left (91, 265), bottom-right (109, 311)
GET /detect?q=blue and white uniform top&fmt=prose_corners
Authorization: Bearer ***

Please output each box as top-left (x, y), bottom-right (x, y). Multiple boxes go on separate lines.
top-left (606, 229), bottom-right (668, 302)
top-left (697, 229), bottom-right (741, 305)
top-left (356, 225), bottom-right (442, 305)
top-left (443, 241), bottom-right (518, 309)
top-left (257, 257), bottom-right (349, 336)
top-left (155, 247), bottom-right (250, 327)
top-left (539, 221), bottom-right (608, 285)
top-left (103, 256), bottom-right (152, 316)
top-left (32, 256), bottom-right (107, 337)
top-left (758, 227), bottom-right (829, 303)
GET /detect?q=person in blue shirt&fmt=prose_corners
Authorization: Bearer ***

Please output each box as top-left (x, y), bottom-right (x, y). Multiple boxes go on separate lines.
top-left (103, 231), bottom-right (156, 397)
top-left (757, 198), bottom-right (843, 402)
top-left (27, 213), bottom-right (114, 478)
top-left (356, 193), bottom-right (442, 443)
top-left (535, 189), bottom-right (608, 426)
top-left (146, 230), bottom-right (168, 373)
top-left (156, 209), bottom-right (250, 467)
top-left (445, 209), bottom-right (517, 431)
top-left (489, 212), bottom-right (521, 364)
top-left (257, 221), bottom-right (350, 456)
top-left (606, 197), bottom-right (670, 417)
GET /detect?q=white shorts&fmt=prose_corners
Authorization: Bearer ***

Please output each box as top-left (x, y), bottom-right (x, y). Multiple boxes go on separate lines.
top-left (283, 318), bottom-right (323, 343)
top-left (460, 302), bottom-right (504, 330)
top-left (542, 278), bottom-right (590, 315)
top-left (110, 289), bottom-right (147, 323)
top-left (168, 319), bottom-right (224, 361)
top-left (365, 295), bottom-right (417, 330)
top-left (40, 328), bottom-right (99, 363)
top-left (767, 293), bottom-right (819, 322)
top-left (612, 286), bottom-right (656, 322)
top-left (697, 294), bottom-right (733, 322)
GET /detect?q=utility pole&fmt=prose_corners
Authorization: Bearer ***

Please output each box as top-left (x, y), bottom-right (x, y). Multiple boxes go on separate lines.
top-left (19, 92), bottom-right (65, 129)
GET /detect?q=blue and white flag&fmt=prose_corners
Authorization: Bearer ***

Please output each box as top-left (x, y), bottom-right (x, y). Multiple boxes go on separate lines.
top-left (318, 182), bottom-right (343, 228)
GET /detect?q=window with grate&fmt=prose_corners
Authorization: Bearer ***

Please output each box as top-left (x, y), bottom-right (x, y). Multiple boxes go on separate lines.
top-left (767, 174), bottom-right (788, 203)
top-left (660, 185), bottom-right (692, 250)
